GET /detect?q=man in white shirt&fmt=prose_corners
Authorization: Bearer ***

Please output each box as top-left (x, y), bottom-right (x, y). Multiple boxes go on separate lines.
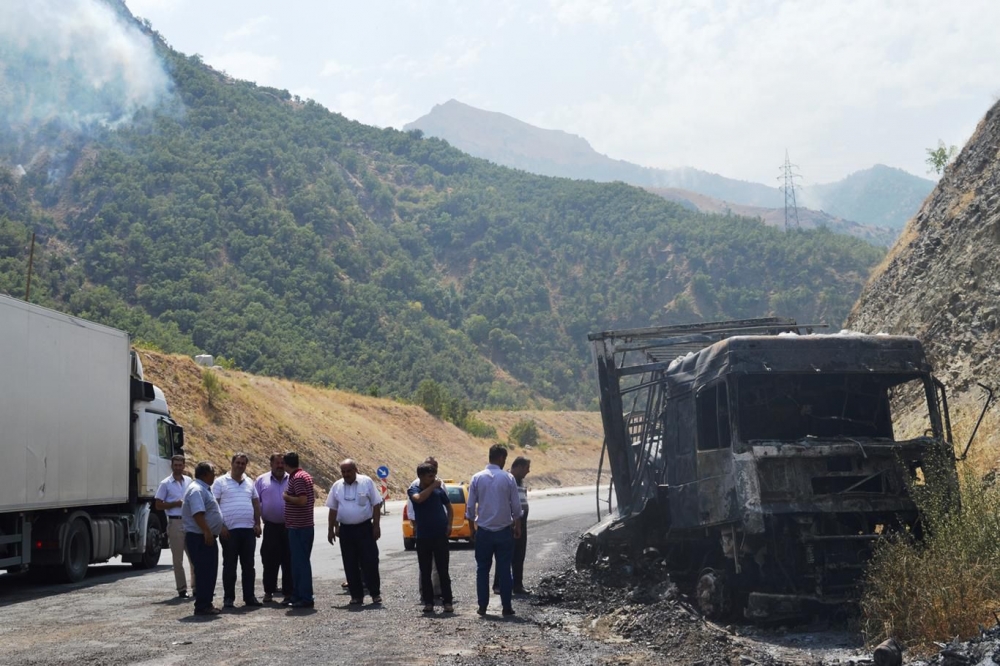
top-left (327, 459), bottom-right (383, 605)
top-left (213, 452), bottom-right (263, 608)
top-left (154, 455), bottom-right (194, 598)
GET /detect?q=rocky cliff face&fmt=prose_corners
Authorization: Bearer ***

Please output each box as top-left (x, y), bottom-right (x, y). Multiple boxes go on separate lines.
top-left (847, 101), bottom-right (1000, 398)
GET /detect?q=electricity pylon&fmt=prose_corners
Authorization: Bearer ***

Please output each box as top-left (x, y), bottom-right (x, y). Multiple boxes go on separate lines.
top-left (778, 150), bottom-right (801, 231)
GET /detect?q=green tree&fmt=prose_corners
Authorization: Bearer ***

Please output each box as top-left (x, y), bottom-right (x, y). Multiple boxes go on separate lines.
top-left (926, 140), bottom-right (958, 175)
top-left (414, 379), bottom-right (445, 418)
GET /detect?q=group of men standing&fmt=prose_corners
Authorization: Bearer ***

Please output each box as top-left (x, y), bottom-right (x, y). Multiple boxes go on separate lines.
top-left (406, 444), bottom-right (531, 617)
top-left (154, 451), bottom-right (315, 616)
top-left (154, 444), bottom-right (531, 617)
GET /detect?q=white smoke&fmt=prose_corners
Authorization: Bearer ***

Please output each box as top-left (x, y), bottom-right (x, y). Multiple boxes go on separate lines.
top-left (0, 0), bottom-right (174, 131)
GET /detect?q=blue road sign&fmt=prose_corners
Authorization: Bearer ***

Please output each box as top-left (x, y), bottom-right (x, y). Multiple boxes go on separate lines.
top-left (376, 465), bottom-right (390, 479)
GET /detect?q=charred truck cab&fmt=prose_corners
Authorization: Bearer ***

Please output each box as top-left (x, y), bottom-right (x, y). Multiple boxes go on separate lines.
top-left (581, 318), bottom-right (959, 621)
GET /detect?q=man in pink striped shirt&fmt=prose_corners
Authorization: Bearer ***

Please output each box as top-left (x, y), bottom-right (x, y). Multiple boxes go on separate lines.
top-left (282, 451), bottom-right (315, 608)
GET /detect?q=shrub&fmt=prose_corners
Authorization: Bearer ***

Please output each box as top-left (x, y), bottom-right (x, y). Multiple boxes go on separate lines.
top-left (415, 379), bottom-right (445, 418)
top-left (461, 415), bottom-right (497, 439)
top-left (861, 461), bottom-right (1000, 647)
top-left (202, 368), bottom-right (225, 407)
top-left (508, 419), bottom-right (539, 449)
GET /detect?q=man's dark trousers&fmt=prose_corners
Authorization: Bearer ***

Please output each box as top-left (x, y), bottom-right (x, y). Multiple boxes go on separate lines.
top-left (287, 527), bottom-right (314, 603)
top-left (416, 536), bottom-right (452, 604)
top-left (185, 532), bottom-right (219, 612)
top-left (494, 508), bottom-right (528, 590)
top-left (475, 525), bottom-right (514, 610)
top-left (261, 521), bottom-right (292, 598)
top-left (512, 507), bottom-right (528, 589)
top-left (221, 527), bottom-right (256, 603)
top-left (339, 520), bottom-right (380, 600)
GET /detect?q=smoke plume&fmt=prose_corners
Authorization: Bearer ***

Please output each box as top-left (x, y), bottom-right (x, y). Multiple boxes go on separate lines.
top-left (0, 0), bottom-right (175, 133)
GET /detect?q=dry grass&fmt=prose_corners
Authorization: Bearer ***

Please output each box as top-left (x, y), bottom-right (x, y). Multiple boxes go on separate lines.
top-left (861, 390), bottom-right (1000, 648)
top-left (861, 464), bottom-right (1000, 647)
top-left (138, 351), bottom-right (604, 499)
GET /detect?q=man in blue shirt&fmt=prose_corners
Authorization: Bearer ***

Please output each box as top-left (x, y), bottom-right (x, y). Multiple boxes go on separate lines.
top-left (465, 444), bottom-right (522, 617)
top-left (182, 461), bottom-right (228, 616)
top-left (408, 462), bottom-right (454, 613)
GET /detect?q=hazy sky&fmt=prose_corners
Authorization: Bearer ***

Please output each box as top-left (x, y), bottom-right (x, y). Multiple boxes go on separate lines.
top-left (126, 0), bottom-right (1000, 185)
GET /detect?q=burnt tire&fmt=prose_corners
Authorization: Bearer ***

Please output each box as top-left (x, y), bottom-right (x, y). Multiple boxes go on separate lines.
top-left (131, 514), bottom-right (162, 570)
top-left (61, 519), bottom-right (91, 583)
top-left (403, 537), bottom-right (416, 551)
top-left (695, 569), bottom-right (731, 620)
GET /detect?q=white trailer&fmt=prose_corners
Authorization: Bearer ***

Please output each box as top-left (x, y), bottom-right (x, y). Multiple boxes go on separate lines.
top-left (0, 294), bottom-right (185, 582)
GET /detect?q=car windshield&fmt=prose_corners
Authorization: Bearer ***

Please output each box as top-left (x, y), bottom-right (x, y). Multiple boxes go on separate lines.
top-left (446, 486), bottom-right (464, 503)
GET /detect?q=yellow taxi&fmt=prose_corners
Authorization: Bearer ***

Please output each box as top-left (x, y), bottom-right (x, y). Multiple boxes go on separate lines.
top-left (402, 480), bottom-right (474, 550)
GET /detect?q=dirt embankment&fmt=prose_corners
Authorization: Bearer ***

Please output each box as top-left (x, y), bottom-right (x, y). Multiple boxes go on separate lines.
top-left (140, 351), bottom-right (604, 497)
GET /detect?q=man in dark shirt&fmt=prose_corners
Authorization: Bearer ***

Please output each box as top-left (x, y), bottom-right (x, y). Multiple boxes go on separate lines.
top-left (408, 462), bottom-right (454, 613)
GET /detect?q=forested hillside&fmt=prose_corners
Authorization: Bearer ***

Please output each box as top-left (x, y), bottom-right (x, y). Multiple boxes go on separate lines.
top-left (0, 11), bottom-right (884, 408)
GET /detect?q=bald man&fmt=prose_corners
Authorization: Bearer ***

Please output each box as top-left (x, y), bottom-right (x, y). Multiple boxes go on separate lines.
top-left (326, 459), bottom-right (383, 605)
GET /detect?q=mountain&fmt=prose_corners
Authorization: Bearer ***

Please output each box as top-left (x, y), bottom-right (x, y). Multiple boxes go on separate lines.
top-left (404, 100), bottom-right (784, 206)
top-left (800, 164), bottom-right (936, 230)
top-left (405, 100), bottom-right (934, 231)
top-left (847, 99), bottom-right (1000, 410)
top-left (0, 3), bottom-right (884, 409)
top-left (648, 187), bottom-right (899, 247)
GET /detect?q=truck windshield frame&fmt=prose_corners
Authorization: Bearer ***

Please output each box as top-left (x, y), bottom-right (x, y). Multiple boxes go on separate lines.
top-left (733, 371), bottom-right (936, 446)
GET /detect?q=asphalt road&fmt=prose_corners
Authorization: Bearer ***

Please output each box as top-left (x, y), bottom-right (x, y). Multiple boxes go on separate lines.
top-left (0, 485), bottom-right (626, 666)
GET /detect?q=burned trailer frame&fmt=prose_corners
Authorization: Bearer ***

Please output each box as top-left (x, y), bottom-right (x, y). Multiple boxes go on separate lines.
top-left (582, 318), bottom-right (958, 620)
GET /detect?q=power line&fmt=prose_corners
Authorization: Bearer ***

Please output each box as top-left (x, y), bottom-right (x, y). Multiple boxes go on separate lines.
top-left (778, 150), bottom-right (801, 231)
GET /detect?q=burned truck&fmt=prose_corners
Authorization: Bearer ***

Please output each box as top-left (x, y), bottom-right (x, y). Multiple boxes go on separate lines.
top-left (580, 318), bottom-right (963, 620)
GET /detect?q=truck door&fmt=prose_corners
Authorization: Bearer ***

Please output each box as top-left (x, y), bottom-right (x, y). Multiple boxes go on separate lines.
top-left (695, 382), bottom-right (738, 525)
top-left (665, 393), bottom-right (699, 529)
top-left (137, 413), bottom-right (178, 497)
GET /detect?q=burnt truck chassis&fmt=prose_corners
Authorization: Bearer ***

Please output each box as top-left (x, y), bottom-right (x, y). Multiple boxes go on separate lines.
top-left (580, 318), bottom-right (961, 621)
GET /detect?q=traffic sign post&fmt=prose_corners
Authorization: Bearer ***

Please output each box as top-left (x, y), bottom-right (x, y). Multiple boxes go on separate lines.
top-left (377, 466), bottom-right (390, 513)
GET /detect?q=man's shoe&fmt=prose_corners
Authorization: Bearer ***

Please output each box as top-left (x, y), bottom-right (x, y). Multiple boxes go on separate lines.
top-left (477, 606), bottom-right (487, 616)
top-left (371, 595), bottom-right (382, 604)
top-left (423, 603), bottom-right (434, 613)
top-left (194, 606), bottom-right (221, 616)
top-left (502, 607), bottom-right (516, 617)
top-left (244, 598), bottom-right (264, 607)
top-left (223, 600), bottom-right (235, 608)
top-left (289, 600), bottom-right (314, 608)
top-left (262, 593), bottom-right (273, 603)
top-left (279, 597), bottom-right (292, 606)
top-left (177, 591), bottom-right (189, 599)
top-left (492, 586), bottom-right (500, 595)
top-left (513, 587), bottom-right (531, 595)
top-left (443, 603), bottom-right (454, 613)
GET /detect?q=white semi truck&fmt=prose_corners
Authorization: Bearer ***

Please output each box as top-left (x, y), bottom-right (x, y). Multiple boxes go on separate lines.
top-left (0, 294), bottom-right (185, 582)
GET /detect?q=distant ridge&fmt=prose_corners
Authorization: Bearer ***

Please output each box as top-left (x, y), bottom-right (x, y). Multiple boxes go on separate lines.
top-left (404, 100), bottom-right (784, 206)
top-left (406, 100), bottom-right (935, 231)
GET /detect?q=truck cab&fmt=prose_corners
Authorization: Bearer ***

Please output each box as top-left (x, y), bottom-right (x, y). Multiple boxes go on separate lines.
top-left (584, 318), bottom-right (958, 620)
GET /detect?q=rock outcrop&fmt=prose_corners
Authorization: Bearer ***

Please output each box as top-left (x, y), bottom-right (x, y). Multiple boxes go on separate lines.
top-left (847, 100), bottom-right (1000, 401)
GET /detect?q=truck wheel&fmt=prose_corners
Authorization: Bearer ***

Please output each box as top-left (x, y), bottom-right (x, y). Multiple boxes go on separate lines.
top-left (403, 538), bottom-right (416, 551)
top-left (61, 519), bottom-right (91, 583)
top-left (696, 569), bottom-right (731, 619)
top-left (132, 514), bottom-right (163, 569)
